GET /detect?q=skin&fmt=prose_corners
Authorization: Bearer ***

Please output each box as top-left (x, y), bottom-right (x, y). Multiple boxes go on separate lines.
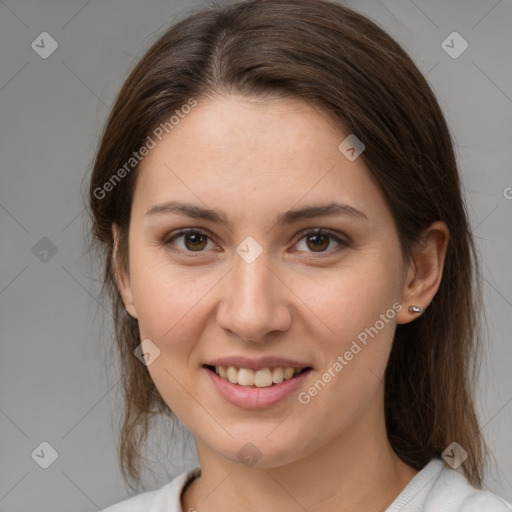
top-left (112, 94), bottom-right (449, 512)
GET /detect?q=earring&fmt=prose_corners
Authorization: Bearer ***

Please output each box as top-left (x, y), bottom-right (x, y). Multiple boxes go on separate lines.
top-left (409, 305), bottom-right (422, 314)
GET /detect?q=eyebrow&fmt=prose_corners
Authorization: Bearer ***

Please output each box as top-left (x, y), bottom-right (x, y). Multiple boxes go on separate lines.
top-left (145, 200), bottom-right (368, 227)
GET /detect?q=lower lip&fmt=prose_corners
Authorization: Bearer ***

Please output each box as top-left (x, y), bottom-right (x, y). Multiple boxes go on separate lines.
top-left (204, 366), bottom-right (312, 409)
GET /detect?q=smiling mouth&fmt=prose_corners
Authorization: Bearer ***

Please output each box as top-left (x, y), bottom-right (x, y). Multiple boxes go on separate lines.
top-left (203, 364), bottom-right (313, 388)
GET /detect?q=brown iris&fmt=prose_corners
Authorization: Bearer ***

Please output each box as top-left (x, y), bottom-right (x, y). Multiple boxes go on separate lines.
top-left (184, 232), bottom-right (208, 251)
top-left (306, 233), bottom-right (329, 252)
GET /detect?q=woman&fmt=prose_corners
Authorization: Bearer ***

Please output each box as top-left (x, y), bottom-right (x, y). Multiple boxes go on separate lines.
top-left (88, 0), bottom-right (512, 510)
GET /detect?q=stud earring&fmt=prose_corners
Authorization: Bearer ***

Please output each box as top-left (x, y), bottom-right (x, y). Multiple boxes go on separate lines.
top-left (409, 305), bottom-right (422, 314)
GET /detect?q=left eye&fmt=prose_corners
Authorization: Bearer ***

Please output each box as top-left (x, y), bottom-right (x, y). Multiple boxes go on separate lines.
top-left (294, 229), bottom-right (347, 253)
top-left (163, 228), bottom-right (347, 255)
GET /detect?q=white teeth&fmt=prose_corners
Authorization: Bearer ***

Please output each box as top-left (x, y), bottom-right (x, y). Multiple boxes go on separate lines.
top-left (212, 365), bottom-right (306, 387)
top-left (272, 367), bottom-right (284, 384)
top-left (226, 366), bottom-right (238, 384)
top-left (238, 368), bottom-right (255, 386)
top-left (254, 368), bottom-right (273, 387)
top-left (283, 367), bottom-right (295, 380)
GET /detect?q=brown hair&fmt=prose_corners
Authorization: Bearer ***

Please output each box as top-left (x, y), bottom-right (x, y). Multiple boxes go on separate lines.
top-left (87, 0), bottom-right (487, 490)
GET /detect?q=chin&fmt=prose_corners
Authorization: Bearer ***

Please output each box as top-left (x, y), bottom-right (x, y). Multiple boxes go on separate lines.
top-left (207, 432), bottom-right (308, 469)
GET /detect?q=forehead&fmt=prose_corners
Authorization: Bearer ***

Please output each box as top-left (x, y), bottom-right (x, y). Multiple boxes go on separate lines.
top-left (132, 95), bottom-right (388, 225)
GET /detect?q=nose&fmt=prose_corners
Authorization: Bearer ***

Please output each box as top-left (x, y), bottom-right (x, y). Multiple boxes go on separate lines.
top-left (216, 251), bottom-right (292, 342)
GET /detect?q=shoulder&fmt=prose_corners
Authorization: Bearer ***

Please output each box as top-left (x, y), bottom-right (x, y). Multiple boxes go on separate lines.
top-left (388, 459), bottom-right (512, 512)
top-left (103, 466), bottom-right (201, 512)
top-left (426, 462), bottom-right (512, 512)
top-left (457, 491), bottom-right (512, 511)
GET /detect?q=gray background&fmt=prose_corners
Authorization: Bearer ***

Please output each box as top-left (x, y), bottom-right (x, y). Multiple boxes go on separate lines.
top-left (1, 0), bottom-right (511, 510)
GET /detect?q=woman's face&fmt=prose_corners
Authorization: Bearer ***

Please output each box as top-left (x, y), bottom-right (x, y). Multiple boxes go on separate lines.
top-left (114, 95), bottom-right (412, 468)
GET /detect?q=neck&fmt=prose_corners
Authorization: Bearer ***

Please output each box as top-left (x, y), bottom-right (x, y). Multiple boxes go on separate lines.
top-left (182, 387), bottom-right (419, 512)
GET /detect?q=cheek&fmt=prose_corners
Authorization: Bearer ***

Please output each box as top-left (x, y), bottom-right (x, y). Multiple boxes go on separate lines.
top-left (295, 253), bottom-right (401, 343)
top-left (129, 249), bottom-right (218, 341)
top-left (130, 258), bottom-right (214, 415)
top-left (128, 256), bottom-right (223, 417)
top-left (293, 252), bottom-right (402, 397)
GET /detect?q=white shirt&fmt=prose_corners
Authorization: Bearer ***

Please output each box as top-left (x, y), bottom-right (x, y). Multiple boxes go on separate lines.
top-left (103, 458), bottom-right (512, 511)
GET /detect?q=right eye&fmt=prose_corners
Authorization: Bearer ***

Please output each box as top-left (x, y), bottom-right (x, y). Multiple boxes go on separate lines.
top-left (163, 228), bottom-right (217, 254)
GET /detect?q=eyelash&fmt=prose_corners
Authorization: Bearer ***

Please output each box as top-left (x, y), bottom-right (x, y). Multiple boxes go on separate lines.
top-left (161, 227), bottom-right (349, 258)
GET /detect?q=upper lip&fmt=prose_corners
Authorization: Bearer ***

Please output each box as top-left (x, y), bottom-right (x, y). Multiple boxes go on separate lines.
top-left (204, 356), bottom-right (313, 371)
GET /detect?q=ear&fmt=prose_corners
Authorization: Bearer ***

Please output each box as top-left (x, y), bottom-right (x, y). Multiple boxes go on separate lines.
top-left (396, 221), bottom-right (449, 324)
top-left (111, 222), bottom-right (138, 319)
